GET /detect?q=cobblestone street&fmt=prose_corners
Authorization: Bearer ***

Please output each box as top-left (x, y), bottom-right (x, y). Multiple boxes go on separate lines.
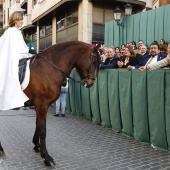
top-left (0, 107), bottom-right (170, 170)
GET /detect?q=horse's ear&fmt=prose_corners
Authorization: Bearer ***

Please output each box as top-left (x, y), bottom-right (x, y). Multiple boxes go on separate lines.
top-left (92, 44), bottom-right (101, 52)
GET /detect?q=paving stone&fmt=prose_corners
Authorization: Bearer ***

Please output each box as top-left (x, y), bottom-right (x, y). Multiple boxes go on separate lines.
top-left (0, 107), bottom-right (170, 169)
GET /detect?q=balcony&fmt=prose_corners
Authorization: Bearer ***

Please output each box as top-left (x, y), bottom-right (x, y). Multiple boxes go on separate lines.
top-left (20, 0), bottom-right (27, 9)
top-left (22, 14), bottom-right (32, 27)
top-left (89, 0), bottom-right (146, 11)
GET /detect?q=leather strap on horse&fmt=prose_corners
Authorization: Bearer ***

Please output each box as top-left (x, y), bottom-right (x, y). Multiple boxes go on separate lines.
top-left (37, 54), bottom-right (82, 84)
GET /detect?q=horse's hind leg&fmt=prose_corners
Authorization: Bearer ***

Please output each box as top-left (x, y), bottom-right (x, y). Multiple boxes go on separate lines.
top-left (35, 105), bottom-right (55, 166)
top-left (32, 119), bottom-right (40, 153)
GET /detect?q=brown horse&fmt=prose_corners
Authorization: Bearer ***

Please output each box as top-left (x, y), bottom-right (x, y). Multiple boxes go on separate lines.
top-left (6, 41), bottom-right (100, 166)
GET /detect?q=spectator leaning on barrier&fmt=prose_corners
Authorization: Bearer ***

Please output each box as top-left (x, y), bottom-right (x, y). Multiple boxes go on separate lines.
top-left (139, 43), bottom-right (170, 71)
top-left (117, 46), bottom-right (139, 68)
top-left (100, 47), bottom-right (121, 69)
top-left (127, 42), bottom-right (167, 70)
top-left (135, 45), bottom-right (149, 63)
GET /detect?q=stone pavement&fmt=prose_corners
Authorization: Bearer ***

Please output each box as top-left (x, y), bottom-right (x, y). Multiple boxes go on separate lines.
top-left (0, 107), bottom-right (170, 170)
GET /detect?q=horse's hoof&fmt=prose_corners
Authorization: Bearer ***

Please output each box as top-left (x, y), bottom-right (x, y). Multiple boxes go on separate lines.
top-left (33, 146), bottom-right (40, 153)
top-left (44, 160), bottom-right (56, 166)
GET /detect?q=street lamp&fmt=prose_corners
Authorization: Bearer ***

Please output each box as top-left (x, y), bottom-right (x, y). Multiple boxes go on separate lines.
top-left (114, 3), bottom-right (133, 27)
top-left (114, 6), bottom-right (123, 27)
top-left (124, 3), bottom-right (133, 16)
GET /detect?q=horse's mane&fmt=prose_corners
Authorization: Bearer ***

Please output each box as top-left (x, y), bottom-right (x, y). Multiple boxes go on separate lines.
top-left (41, 41), bottom-right (89, 53)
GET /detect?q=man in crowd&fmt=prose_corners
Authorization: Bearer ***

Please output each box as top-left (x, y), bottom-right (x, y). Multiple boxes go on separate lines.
top-left (127, 42), bottom-right (167, 70)
top-left (100, 47), bottom-right (120, 69)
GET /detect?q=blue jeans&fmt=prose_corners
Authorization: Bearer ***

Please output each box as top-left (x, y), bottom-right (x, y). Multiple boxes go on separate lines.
top-left (55, 87), bottom-right (68, 114)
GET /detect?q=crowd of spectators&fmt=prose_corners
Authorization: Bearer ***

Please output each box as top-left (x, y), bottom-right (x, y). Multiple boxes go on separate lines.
top-left (99, 39), bottom-right (169, 70)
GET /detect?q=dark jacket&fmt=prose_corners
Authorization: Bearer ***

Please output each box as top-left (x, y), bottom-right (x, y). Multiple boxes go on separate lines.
top-left (135, 53), bottom-right (167, 68)
top-left (100, 55), bottom-right (120, 69)
top-left (121, 57), bottom-right (139, 68)
top-left (136, 51), bottom-right (149, 63)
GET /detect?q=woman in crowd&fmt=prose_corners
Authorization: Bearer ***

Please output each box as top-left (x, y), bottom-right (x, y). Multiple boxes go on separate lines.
top-left (160, 39), bottom-right (167, 45)
top-left (160, 44), bottom-right (167, 54)
top-left (139, 43), bottom-right (170, 71)
top-left (100, 46), bottom-right (108, 63)
top-left (131, 41), bottom-right (137, 50)
top-left (115, 47), bottom-right (120, 57)
top-left (117, 46), bottom-right (139, 68)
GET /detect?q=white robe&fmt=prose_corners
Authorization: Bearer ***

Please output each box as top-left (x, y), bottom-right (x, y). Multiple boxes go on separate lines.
top-left (0, 27), bottom-right (32, 110)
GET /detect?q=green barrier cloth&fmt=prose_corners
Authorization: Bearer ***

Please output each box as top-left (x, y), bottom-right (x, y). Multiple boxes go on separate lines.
top-left (68, 69), bottom-right (170, 151)
top-left (146, 9), bottom-right (156, 45)
top-left (81, 86), bottom-right (91, 120)
top-left (165, 70), bottom-right (170, 151)
top-left (119, 69), bottom-right (133, 137)
top-left (68, 70), bottom-right (76, 115)
top-left (133, 13), bottom-right (141, 43)
top-left (155, 6), bottom-right (164, 42)
top-left (125, 15), bottom-right (134, 43)
top-left (147, 70), bottom-right (168, 151)
top-left (164, 5), bottom-right (170, 41)
top-left (89, 77), bottom-right (101, 124)
top-left (108, 69), bottom-right (121, 132)
top-left (105, 4), bottom-right (170, 48)
top-left (66, 81), bottom-right (71, 113)
top-left (132, 70), bottom-right (149, 143)
top-left (98, 70), bottom-right (111, 127)
top-left (73, 72), bottom-right (82, 117)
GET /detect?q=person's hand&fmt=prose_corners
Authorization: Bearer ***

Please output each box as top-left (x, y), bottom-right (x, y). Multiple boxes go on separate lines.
top-left (139, 66), bottom-right (146, 71)
top-left (117, 61), bottom-right (123, 68)
top-left (127, 65), bottom-right (132, 71)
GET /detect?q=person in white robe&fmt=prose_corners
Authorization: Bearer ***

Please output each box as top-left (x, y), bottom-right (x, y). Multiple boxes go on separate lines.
top-left (0, 12), bottom-right (36, 110)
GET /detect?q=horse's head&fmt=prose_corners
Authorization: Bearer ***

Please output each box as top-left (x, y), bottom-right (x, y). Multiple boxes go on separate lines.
top-left (76, 45), bottom-right (101, 88)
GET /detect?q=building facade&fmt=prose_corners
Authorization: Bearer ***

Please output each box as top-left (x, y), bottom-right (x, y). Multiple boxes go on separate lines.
top-left (153, 0), bottom-right (170, 8)
top-left (3, 0), bottom-right (150, 52)
top-left (0, 0), bottom-right (3, 28)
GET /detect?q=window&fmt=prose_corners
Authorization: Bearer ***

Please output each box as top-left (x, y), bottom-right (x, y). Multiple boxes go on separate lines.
top-left (57, 6), bottom-right (78, 31)
top-left (67, 7), bottom-right (78, 27)
top-left (45, 24), bottom-right (52, 35)
top-left (40, 26), bottom-right (45, 38)
top-left (57, 13), bottom-right (65, 31)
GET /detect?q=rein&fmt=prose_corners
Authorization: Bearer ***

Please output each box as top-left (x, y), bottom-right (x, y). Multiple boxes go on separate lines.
top-left (37, 54), bottom-right (86, 84)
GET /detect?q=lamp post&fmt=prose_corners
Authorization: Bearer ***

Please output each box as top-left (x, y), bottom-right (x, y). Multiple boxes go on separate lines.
top-left (114, 3), bottom-right (132, 27)
top-left (114, 6), bottom-right (123, 27)
top-left (124, 3), bottom-right (132, 16)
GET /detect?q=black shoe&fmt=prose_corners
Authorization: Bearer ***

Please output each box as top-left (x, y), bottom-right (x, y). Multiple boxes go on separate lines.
top-left (53, 114), bottom-right (59, 117)
top-left (23, 107), bottom-right (27, 110)
top-left (12, 107), bottom-right (20, 110)
top-left (61, 114), bottom-right (65, 117)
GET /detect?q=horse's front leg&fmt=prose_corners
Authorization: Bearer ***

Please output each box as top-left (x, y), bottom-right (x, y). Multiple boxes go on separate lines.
top-left (32, 118), bottom-right (40, 153)
top-left (35, 105), bottom-right (55, 166)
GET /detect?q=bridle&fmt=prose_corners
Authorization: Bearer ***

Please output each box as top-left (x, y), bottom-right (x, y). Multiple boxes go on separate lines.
top-left (35, 52), bottom-right (99, 86)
